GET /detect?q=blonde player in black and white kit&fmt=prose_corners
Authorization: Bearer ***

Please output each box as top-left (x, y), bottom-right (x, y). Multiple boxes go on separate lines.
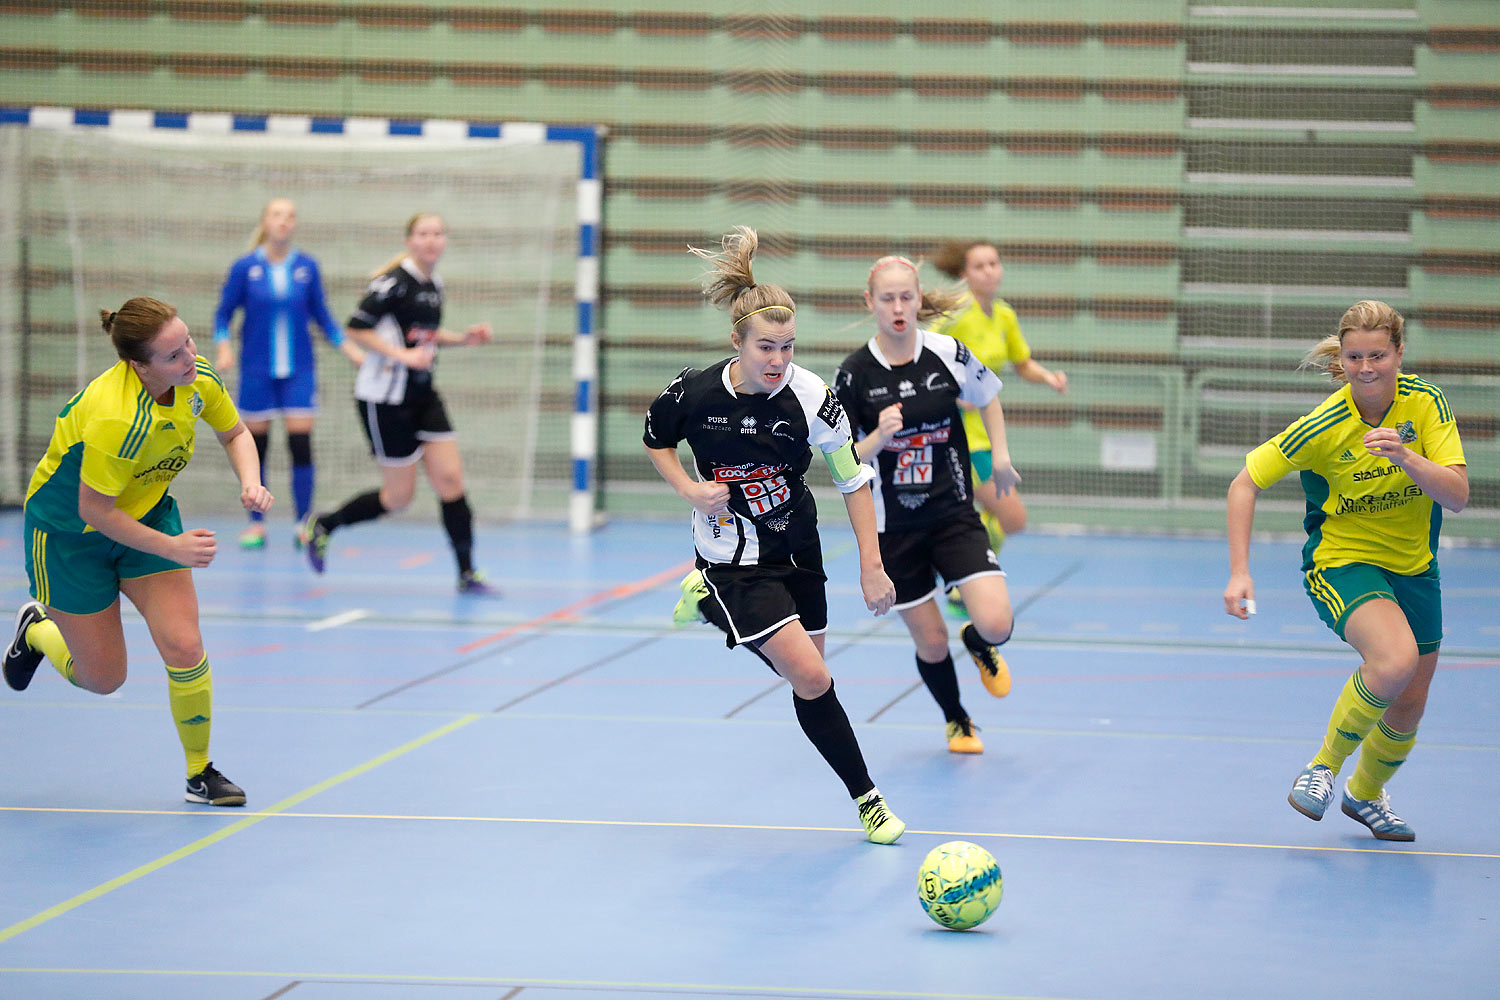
top-left (643, 226), bottom-right (905, 845)
top-left (299, 212), bottom-right (497, 594)
top-left (835, 256), bottom-right (1020, 755)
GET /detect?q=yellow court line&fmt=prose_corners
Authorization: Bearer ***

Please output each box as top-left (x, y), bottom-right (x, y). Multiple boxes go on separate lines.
top-left (0, 968), bottom-right (1080, 1000)
top-left (0, 714), bottom-right (482, 944)
top-left (5, 805), bottom-right (1496, 860)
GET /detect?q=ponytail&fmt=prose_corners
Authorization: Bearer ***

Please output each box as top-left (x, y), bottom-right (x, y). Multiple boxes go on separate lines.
top-left (687, 226), bottom-right (796, 329)
top-left (101, 297), bottom-right (177, 364)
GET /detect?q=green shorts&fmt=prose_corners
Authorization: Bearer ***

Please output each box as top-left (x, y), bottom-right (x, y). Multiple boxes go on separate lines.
top-left (1303, 561), bottom-right (1442, 654)
top-left (23, 495), bottom-right (188, 615)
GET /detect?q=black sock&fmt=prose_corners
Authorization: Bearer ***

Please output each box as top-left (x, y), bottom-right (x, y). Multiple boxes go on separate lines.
top-left (324, 489), bottom-right (386, 532)
top-left (792, 681), bottom-right (874, 800)
top-left (251, 429), bottom-right (270, 468)
top-left (916, 653), bottom-right (966, 723)
top-left (964, 619), bottom-right (1012, 651)
top-left (440, 495), bottom-right (474, 576)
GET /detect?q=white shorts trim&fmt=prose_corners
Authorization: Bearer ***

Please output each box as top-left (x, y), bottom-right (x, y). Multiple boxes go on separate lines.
top-left (946, 568), bottom-right (1006, 590)
top-left (238, 406), bottom-right (318, 423)
top-left (737, 613), bottom-right (800, 646)
top-left (892, 585), bottom-right (942, 613)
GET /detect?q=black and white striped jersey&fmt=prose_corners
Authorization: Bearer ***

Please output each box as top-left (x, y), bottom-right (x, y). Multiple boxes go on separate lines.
top-left (643, 358), bottom-right (873, 566)
top-left (835, 329), bottom-right (1002, 533)
top-left (348, 258), bottom-right (444, 405)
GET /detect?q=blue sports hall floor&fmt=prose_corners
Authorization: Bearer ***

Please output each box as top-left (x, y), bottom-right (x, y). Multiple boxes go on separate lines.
top-left (2, 509), bottom-right (1497, 1000)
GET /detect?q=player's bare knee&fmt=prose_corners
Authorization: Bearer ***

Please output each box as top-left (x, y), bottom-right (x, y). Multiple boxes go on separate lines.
top-left (971, 611), bottom-right (1014, 647)
top-left (157, 635), bottom-right (205, 671)
top-left (380, 489), bottom-right (413, 513)
top-left (74, 659), bottom-right (127, 695)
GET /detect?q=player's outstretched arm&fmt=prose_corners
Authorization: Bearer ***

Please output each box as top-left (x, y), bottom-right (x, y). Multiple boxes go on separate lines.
top-left (976, 397), bottom-right (1021, 496)
top-left (217, 421), bottom-right (274, 515)
top-left (841, 484), bottom-right (895, 616)
top-left (1224, 468), bottom-right (1261, 619)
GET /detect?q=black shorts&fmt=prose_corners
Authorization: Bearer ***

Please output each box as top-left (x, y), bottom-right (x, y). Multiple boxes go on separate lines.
top-left (698, 544), bottom-right (828, 649)
top-left (357, 389), bottom-right (454, 466)
top-left (880, 510), bottom-right (1003, 610)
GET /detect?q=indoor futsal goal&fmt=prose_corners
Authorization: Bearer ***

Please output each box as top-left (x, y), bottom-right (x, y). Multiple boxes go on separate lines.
top-left (0, 109), bottom-right (601, 532)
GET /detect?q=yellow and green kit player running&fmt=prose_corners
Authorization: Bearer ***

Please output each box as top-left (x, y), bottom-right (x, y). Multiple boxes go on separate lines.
top-left (5, 296), bottom-right (274, 806)
top-left (1224, 300), bottom-right (1467, 842)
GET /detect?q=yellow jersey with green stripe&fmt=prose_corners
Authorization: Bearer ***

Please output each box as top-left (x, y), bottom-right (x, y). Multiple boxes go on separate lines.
top-left (1245, 376), bottom-right (1465, 576)
top-left (24, 358), bottom-right (239, 533)
top-left (933, 294), bottom-right (1030, 453)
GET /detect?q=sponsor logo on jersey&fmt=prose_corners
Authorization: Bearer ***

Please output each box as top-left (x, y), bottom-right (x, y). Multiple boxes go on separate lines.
top-left (898, 379), bottom-right (916, 398)
top-left (703, 414), bottom-right (730, 430)
top-left (159, 421), bottom-right (175, 431)
top-left (740, 415), bottom-right (757, 434)
top-left (1337, 449), bottom-right (1357, 462)
top-left (714, 462), bottom-right (792, 516)
top-left (866, 385), bottom-right (890, 399)
top-left (882, 427), bottom-right (951, 450)
top-left (714, 463), bottom-right (782, 483)
top-left (897, 492), bottom-right (928, 509)
top-left (770, 419), bottom-right (796, 440)
top-left (817, 388), bottom-right (844, 430)
top-left (1352, 465), bottom-right (1398, 482)
top-left (954, 342), bottom-right (971, 365)
top-left (1335, 484), bottom-right (1423, 514)
top-left (189, 392), bottom-right (204, 418)
top-left (293, 266), bottom-right (311, 283)
top-left (249, 265), bottom-right (264, 280)
top-left (1396, 420), bottom-right (1416, 444)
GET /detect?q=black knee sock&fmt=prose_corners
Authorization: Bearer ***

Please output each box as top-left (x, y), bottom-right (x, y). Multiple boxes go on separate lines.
top-left (248, 430), bottom-right (270, 522)
top-left (251, 429), bottom-right (270, 469)
top-left (324, 489), bottom-right (386, 532)
top-left (792, 681), bottom-right (874, 800)
top-left (440, 495), bottom-right (474, 576)
top-left (916, 653), bottom-right (967, 723)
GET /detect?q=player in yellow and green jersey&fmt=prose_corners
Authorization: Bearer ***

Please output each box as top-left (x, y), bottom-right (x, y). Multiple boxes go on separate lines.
top-left (4, 297), bottom-right (274, 806)
top-left (1224, 301), bottom-right (1468, 842)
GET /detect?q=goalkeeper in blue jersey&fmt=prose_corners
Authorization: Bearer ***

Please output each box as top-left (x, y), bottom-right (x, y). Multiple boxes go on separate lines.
top-left (1224, 300), bottom-right (1468, 842)
top-left (213, 198), bottom-right (364, 549)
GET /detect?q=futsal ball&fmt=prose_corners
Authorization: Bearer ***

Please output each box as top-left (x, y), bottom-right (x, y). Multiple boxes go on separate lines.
top-left (916, 840), bottom-right (1003, 930)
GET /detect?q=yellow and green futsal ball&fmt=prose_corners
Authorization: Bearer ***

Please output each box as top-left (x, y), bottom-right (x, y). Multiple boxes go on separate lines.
top-left (917, 840), bottom-right (1004, 930)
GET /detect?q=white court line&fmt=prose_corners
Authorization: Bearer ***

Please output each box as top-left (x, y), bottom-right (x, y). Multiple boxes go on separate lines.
top-left (306, 609), bottom-right (369, 632)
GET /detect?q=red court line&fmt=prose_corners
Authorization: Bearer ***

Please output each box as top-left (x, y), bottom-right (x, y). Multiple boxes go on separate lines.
top-left (456, 560), bottom-right (694, 654)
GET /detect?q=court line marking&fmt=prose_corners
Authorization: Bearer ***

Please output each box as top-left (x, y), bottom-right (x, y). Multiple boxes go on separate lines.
top-left (4, 807), bottom-right (1496, 859)
top-left (489, 633), bottom-right (662, 712)
top-left (456, 559), bottom-right (695, 654)
top-left (0, 968), bottom-right (1077, 1000)
top-left (305, 609), bottom-right (368, 632)
top-left (0, 713), bottom-right (483, 945)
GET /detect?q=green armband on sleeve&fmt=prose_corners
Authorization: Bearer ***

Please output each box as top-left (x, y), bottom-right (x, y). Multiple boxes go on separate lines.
top-left (823, 440), bottom-right (862, 484)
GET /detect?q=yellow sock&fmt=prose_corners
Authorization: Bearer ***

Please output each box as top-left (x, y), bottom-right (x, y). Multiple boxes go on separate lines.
top-left (166, 656), bottom-right (213, 778)
top-left (25, 617), bottom-right (76, 685)
top-left (1311, 669), bottom-right (1390, 772)
top-left (1347, 720), bottom-right (1417, 801)
top-left (980, 508), bottom-right (1006, 554)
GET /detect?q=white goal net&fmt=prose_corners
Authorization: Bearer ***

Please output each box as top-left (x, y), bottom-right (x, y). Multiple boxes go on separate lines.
top-left (0, 118), bottom-right (584, 525)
